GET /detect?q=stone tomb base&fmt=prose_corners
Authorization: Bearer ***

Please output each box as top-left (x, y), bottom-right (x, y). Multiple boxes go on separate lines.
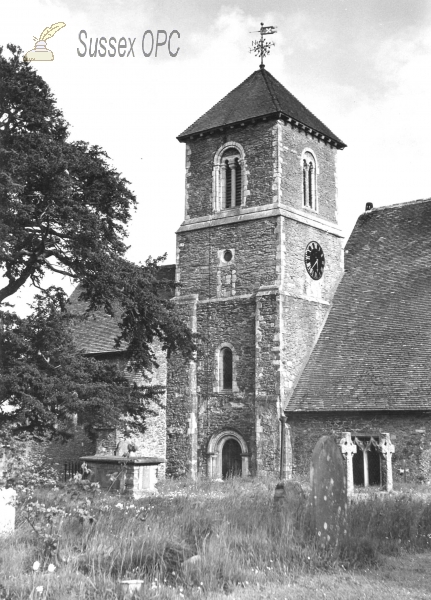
top-left (81, 455), bottom-right (165, 498)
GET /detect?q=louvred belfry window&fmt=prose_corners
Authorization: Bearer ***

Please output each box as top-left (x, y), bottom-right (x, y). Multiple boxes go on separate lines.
top-left (302, 151), bottom-right (317, 211)
top-left (222, 152), bottom-right (242, 209)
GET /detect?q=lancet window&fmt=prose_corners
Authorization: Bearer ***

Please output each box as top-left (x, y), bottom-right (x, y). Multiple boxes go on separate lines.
top-left (302, 151), bottom-right (317, 210)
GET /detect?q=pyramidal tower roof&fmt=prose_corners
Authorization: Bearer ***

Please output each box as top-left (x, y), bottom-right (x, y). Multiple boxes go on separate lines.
top-left (178, 68), bottom-right (346, 148)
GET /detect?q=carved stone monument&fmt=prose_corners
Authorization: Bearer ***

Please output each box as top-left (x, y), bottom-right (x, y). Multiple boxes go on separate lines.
top-left (339, 432), bottom-right (357, 495)
top-left (81, 455), bottom-right (165, 498)
top-left (310, 436), bottom-right (348, 549)
top-left (379, 433), bottom-right (395, 492)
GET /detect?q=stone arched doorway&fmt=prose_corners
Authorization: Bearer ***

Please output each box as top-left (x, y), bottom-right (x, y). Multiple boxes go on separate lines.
top-left (207, 430), bottom-right (249, 479)
top-left (222, 439), bottom-right (242, 478)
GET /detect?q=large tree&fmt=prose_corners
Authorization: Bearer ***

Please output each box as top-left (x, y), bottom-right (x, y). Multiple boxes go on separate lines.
top-left (0, 44), bottom-right (195, 439)
top-left (0, 45), bottom-right (194, 374)
top-left (0, 289), bottom-right (161, 439)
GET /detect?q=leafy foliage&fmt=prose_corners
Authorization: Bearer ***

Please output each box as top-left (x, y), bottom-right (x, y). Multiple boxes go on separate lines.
top-left (0, 44), bottom-right (195, 373)
top-left (0, 289), bottom-right (163, 438)
top-left (0, 44), bottom-right (196, 437)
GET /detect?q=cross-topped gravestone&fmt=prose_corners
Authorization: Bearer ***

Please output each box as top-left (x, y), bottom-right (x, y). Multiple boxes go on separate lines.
top-left (339, 432), bottom-right (357, 495)
top-left (379, 432), bottom-right (395, 492)
top-left (310, 436), bottom-right (348, 549)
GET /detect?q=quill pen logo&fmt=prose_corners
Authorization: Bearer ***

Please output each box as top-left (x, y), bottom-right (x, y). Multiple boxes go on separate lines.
top-left (23, 22), bottom-right (66, 62)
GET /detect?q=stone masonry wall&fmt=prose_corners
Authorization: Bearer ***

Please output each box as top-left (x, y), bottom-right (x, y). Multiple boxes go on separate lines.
top-left (280, 123), bottom-right (339, 223)
top-left (115, 340), bottom-right (168, 477)
top-left (195, 297), bottom-right (256, 475)
top-left (184, 121), bottom-right (275, 219)
top-left (281, 219), bottom-right (344, 406)
top-left (177, 218), bottom-right (278, 300)
top-left (166, 295), bottom-right (198, 477)
top-left (255, 289), bottom-right (283, 475)
top-left (288, 412), bottom-right (431, 483)
top-left (283, 219), bottom-right (343, 303)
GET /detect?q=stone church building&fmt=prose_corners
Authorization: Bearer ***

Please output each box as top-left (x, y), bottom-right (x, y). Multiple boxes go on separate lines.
top-left (70, 66), bottom-right (431, 486)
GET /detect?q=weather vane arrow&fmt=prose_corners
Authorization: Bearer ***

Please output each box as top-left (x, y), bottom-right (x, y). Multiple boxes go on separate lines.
top-left (249, 22), bottom-right (277, 69)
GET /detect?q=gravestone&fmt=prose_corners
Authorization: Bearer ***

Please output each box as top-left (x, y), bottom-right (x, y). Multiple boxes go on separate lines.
top-left (274, 480), bottom-right (305, 508)
top-left (274, 480), bottom-right (306, 532)
top-left (339, 432), bottom-right (356, 495)
top-left (310, 436), bottom-right (348, 549)
top-left (379, 433), bottom-right (395, 492)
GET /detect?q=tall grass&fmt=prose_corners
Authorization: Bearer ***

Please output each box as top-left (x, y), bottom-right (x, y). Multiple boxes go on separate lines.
top-left (1, 477), bottom-right (431, 599)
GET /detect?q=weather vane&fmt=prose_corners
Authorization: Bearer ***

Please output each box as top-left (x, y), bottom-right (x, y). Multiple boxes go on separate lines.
top-left (249, 23), bottom-right (277, 69)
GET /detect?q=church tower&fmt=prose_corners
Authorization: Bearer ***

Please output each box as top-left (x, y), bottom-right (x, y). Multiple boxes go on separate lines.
top-left (166, 66), bottom-right (346, 478)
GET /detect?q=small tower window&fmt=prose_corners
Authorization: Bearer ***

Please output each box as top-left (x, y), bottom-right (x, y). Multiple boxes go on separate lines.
top-left (302, 151), bottom-right (317, 211)
top-left (215, 343), bottom-right (238, 393)
top-left (222, 153), bottom-right (241, 209)
top-left (221, 347), bottom-right (233, 390)
top-left (213, 143), bottom-right (247, 212)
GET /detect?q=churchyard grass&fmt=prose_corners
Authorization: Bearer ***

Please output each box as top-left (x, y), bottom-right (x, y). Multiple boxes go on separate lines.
top-left (1, 476), bottom-right (431, 599)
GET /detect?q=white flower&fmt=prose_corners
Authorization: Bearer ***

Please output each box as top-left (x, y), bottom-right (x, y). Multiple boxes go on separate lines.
top-left (32, 561), bottom-right (40, 571)
top-left (36, 586), bottom-right (43, 594)
top-left (115, 503), bottom-right (124, 509)
top-left (47, 563), bottom-right (56, 573)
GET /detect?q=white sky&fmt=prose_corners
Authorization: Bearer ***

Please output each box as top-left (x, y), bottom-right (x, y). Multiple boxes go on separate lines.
top-left (2, 0), bottom-right (431, 314)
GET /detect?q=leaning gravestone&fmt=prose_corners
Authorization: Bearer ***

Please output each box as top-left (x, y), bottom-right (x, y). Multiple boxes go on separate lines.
top-left (274, 481), bottom-right (306, 533)
top-left (310, 436), bottom-right (348, 549)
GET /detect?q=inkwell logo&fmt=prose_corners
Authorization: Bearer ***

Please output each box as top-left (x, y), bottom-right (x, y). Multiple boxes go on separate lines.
top-left (23, 22), bottom-right (66, 62)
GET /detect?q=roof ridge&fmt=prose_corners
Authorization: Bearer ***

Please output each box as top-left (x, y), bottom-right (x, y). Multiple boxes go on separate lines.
top-left (260, 68), bottom-right (282, 112)
top-left (263, 69), bottom-right (345, 145)
top-left (368, 197), bottom-right (431, 213)
top-left (177, 70), bottom-right (261, 138)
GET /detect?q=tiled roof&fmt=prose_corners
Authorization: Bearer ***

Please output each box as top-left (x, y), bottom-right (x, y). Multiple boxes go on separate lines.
top-left (288, 198), bottom-right (431, 412)
top-left (178, 68), bottom-right (345, 147)
top-left (68, 264), bottom-right (176, 355)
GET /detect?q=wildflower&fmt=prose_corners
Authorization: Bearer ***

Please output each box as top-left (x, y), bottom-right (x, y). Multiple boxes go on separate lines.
top-left (36, 586), bottom-right (44, 594)
top-left (47, 564), bottom-right (56, 573)
top-left (33, 561), bottom-right (40, 571)
top-left (115, 503), bottom-right (124, 509)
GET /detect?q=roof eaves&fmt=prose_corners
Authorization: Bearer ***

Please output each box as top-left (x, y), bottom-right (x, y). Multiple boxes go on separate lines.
top-left (365, 197), bottom-right (431, 214)
top-left (177, 111), bottom-right (346, 149)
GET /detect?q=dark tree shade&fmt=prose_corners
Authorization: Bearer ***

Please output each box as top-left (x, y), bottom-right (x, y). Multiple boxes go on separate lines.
top-left (0, 45), bottom-right (195, 374)
top-left (0, 290), bottom-right (162, 439)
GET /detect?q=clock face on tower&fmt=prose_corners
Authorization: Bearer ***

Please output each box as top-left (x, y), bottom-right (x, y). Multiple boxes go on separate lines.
top-left (305, 241), bottom-right (325, 280)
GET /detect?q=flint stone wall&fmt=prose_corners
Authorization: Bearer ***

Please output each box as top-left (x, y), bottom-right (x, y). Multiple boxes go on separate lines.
top-left (288, 411), bottom-right (431, 483)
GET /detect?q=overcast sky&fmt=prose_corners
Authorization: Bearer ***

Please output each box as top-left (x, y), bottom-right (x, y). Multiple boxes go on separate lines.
top-left (2, 0), bottom-right (431, 313)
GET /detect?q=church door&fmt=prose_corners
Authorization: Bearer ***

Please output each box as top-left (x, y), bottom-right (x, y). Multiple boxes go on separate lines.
top-left (222, 439), bottom-right (242, 478)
